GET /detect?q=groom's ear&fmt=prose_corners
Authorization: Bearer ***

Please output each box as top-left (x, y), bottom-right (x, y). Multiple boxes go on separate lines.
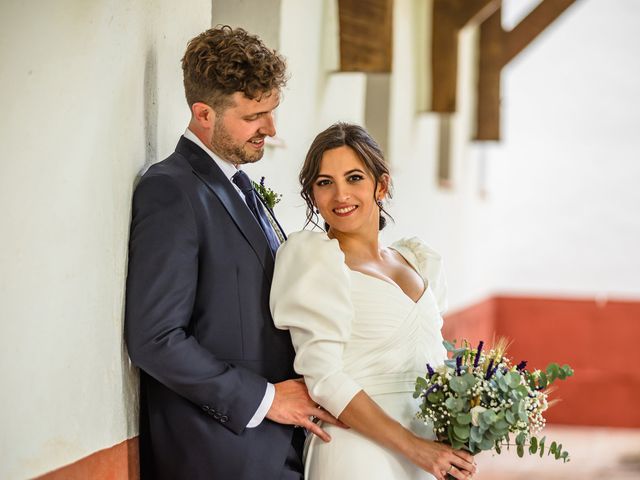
top-left (191, 102), bottom-right (215, 129)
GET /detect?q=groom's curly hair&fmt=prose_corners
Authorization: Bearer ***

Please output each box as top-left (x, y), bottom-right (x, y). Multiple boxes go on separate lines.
top-left (181, 25), bottom-right (287, 112)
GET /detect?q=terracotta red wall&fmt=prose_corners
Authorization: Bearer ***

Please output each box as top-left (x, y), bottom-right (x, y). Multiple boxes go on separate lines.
top-left (36, 438), bottom-right (139, 480)
top-left (445, 296), bottom-right (640, 428)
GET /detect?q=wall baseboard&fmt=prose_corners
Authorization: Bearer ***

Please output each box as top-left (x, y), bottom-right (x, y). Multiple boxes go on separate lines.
top-left (36, 438), bottom-right (139, 480)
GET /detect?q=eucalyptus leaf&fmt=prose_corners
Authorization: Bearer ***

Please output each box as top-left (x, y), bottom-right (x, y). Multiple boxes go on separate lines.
top-left (507, 372), bottom-right (521, 388)
top-left (505, 410), bottom-right (515, 424)
top-left (457, 413), bottom-right (471, 425)
top-left (427, 391), bottom-right (443, 403)
top-left (539, 437), bottom-right (546, 458)
top-left (444, 359), bottom-right (457, 369)
top-left (479, 437), bottom-right (494, 450)
top-left (450, 376), bottom-right (467, 394)
top-left (445, 396), bottom-right (464, 413)
top-left (443, 340), bottom-right (456, 352)
top-left (453, 425), bottom-right (470, 440)
top-left (481, 410), bottom-right (498, 425)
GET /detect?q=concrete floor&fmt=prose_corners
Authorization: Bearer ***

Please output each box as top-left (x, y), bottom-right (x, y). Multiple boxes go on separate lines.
top-left (474, 426), bottom-right (640, 480)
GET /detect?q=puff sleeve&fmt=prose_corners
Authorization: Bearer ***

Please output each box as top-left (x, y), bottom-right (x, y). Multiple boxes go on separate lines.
top-left (270, 231), bottom-right (362, 417)
top-left (391, 237), bottom-right (448, 314)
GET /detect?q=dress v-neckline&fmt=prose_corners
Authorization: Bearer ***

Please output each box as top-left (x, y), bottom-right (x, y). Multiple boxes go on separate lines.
top-left (347, 247), bottom-right (428, 305)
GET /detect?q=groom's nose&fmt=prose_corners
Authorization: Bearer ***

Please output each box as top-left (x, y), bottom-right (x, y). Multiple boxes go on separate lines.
top-left (258, 112), bottom-right (276, 137)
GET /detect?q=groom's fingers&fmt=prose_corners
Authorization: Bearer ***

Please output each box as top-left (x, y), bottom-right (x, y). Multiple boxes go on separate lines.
top-left (311, 408), bottom-right (348, 429)
top-left (302, 418), bottom-right (332, 442)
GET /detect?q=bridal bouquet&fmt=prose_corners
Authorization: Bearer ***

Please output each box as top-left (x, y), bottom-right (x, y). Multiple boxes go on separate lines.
top-left (414, 339), bottom-right (573, 465)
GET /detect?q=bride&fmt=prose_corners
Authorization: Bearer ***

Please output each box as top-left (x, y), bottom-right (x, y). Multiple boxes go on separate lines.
top-left (270, 123), bottom-right (476, 480)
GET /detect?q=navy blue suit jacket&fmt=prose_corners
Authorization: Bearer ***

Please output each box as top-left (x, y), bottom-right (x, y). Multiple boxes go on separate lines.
top-left (125, 137), bottom-right (297, 479)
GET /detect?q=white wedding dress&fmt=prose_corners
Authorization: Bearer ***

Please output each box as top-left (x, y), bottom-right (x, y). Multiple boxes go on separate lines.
top-left (271, 231), bottom-right (448, 480)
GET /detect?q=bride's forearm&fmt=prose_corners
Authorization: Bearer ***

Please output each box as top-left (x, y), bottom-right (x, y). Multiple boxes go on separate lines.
top-left (334, 390), bottom-right (476, 477)
top-left (336, 390), bottom-right (419, 457)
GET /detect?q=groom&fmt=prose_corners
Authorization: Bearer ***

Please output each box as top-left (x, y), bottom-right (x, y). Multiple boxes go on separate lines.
top-left (125, 26), bottom-right (337, 480)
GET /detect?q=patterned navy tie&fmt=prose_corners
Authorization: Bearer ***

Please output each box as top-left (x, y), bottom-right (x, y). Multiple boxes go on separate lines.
top-left (232, 170), bottom-right (281, 254)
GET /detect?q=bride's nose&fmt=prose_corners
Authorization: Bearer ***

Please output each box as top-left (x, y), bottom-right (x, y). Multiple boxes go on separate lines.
top-left (333, 183), bottom-right (352, 202)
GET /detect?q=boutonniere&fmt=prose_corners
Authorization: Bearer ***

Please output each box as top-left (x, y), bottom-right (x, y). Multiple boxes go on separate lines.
top-left (252, 176), bottom-right (282, 210)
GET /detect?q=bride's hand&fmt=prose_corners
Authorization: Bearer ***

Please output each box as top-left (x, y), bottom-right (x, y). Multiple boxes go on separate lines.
top-left (405, 435), bottom-right (476, 480)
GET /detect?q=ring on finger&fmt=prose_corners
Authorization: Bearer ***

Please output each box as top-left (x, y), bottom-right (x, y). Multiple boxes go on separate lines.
top-left (446, 465), bottom-right (453, 473)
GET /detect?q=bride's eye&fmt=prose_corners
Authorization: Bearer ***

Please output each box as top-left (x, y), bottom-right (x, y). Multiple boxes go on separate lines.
top-left (315, 179), bottom-right (331, 187)
top-left (347, 174), bottom-right (364, 182)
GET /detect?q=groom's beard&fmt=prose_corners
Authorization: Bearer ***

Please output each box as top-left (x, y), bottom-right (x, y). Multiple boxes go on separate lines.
top-left (210, 116), bottom-right (265, 165)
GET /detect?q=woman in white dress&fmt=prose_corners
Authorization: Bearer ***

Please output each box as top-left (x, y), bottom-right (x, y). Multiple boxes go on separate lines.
top-left (270, 123), bottom-right (476, 480)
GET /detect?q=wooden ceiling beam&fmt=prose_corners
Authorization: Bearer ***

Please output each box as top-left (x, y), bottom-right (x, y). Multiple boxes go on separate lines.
top-left (431, 0), bottom-right (500, 112)
top-left (475, 0), bottom-right (577, 141)
top-left (338, 0), bottom-right (394, 72)
top-left (503, 0), bottom-right (577, 64)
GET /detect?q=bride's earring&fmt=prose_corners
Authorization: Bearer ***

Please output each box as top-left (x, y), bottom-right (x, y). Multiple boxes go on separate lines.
top-left (314, 207), bottom-right (320, 214)
top-left (376, 199), bottom-right (383, 208)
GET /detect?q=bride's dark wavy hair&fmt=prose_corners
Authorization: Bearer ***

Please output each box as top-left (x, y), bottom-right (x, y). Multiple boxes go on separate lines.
top-left (299, 122), bottom-right (393, 231)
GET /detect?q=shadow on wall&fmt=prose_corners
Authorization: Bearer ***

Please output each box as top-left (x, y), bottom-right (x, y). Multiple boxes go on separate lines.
top-left (444, 296), bottom-right (640, 428)
top-left (143, 46), bottom-right (158, 173)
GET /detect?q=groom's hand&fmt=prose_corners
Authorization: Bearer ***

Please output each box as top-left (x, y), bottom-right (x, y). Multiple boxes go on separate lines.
top-left (267, 378), bottom-right (346, 442)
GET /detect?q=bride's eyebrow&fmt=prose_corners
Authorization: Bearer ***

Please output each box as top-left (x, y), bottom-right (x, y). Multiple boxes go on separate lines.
top-left (316, 173), bottom-right (333, 179)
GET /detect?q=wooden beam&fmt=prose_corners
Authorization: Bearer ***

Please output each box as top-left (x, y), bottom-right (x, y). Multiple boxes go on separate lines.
top-left (431, 0), bottom-right (500, 112)
top-left (503, 0), bottom-right (576, 64)
top-left (475, 0), bottom-right (577, 140)
top-left (476, 7), bottom-right (505, 141)
top-left (338, 0), bottom-right (394, 72)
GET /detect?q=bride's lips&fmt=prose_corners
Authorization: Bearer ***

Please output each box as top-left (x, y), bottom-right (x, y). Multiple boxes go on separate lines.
top-left (332, 205), bottom-right (358, 217)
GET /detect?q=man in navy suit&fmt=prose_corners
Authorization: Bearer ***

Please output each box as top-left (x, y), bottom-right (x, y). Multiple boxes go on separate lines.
top-left (125, 26), bottom-right (339, 479)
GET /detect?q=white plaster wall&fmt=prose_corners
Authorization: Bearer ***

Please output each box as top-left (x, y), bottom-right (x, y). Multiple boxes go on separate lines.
top-left (481, 0), bottom-right (640, 300)
top-left (0, 1), bottom-right (210, 478)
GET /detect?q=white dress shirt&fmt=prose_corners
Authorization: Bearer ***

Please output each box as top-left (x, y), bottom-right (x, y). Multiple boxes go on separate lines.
top-left (183, 128), bottom-right (275, 428)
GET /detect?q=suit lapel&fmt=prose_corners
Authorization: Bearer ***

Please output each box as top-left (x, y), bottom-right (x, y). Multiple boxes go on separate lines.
top-left (176, 137), bottom-right (275, 278)
top-left (255, 194), bottom-right (287, 243)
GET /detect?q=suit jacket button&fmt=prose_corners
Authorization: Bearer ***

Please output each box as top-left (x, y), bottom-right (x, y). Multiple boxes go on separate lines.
top-left (213, 412), bottom-right (222, 420)
top-left (202, 405), bottom-right (210, 412)
top-left (220, 415), bottom-right (229, 423)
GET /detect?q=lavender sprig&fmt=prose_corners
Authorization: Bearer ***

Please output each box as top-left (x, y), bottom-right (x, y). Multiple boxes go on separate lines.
top-left (426, 363), bottom-right (435, 378)
top-left (474, 341), bottom-right (484, 368)
top-left (485, 359), bottom-right (495, 379)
